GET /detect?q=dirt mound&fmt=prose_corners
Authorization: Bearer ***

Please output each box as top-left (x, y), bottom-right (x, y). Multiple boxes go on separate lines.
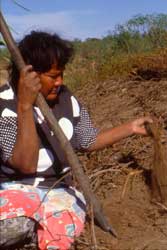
top-left (129, 50), bottom-right (167, 81)
top-left (73, 78), bottom-right (167, 250)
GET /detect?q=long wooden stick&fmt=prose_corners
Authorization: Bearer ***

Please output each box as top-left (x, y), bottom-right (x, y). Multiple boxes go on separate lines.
top-left (0, 11), bottom-right (117, 236)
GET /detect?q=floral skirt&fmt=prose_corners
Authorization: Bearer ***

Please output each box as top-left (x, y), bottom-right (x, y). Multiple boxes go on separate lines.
top-left (0, 182), bottom-right (86, 250)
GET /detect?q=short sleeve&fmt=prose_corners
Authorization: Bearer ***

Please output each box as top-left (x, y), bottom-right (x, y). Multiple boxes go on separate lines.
top-left (0, 117), bottom-right (17, 162)
top-left (74, 106), bottom-right (99, 149)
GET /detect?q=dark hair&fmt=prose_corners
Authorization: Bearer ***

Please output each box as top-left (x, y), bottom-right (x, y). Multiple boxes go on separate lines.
top-left (9, 31), bottom-right (74, 93)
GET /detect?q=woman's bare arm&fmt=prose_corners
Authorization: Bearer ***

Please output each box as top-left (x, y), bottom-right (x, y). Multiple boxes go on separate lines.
top-left (87, 117), bottom-right (152, 152)
top-left (8, 65), bottom-right (41, 174)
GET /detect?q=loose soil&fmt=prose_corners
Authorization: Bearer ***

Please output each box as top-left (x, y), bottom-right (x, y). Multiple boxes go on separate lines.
top-left (1, 75), bottom-right (167, 250)
top-left (73, 78), bottom-right (167, 250)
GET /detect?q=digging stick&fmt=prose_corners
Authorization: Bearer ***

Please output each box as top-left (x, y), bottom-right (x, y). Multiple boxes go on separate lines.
top-left (0, 11), bottom-right (117, 236)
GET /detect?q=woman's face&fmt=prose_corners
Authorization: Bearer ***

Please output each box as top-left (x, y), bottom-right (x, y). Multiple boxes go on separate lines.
top-left (39, 64), bottom-right (64, 103)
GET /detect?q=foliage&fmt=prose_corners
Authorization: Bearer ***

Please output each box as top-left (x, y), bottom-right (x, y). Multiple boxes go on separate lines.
top-left (65, 13), bottom-right (167, 90)
top-left (0, 12), bottom-right (167, 88)
top-left (0, 34), bottom-right (10, 65)
top-left (112, 13), bottom-right (167, 53)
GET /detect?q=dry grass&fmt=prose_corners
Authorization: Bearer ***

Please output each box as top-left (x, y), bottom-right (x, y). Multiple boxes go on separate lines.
top-left (65, 47), bottom-right (167, 91)
top-left (129, 48), bottom-right (167, 80)
top-left (0, 59), bottom-right (9, 86)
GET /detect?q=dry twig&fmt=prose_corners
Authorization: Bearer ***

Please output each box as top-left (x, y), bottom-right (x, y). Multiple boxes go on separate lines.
top-left (120, 169), bottom-right (143, 201)
top-left (90, 204), bottom-right (98, 250)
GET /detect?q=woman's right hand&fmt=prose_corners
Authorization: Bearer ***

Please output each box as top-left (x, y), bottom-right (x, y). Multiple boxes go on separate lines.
top-left (18, 65), bottom-right (41, 110)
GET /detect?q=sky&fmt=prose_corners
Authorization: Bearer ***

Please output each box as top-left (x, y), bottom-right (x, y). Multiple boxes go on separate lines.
top-left (1, 0), bottom-right (167, 41)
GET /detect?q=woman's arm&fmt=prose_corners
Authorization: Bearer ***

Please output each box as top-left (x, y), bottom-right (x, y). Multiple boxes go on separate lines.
top-left (87, 117), bottom-right (152, 152)
top-left (8, 65), bottom-right (41, 174)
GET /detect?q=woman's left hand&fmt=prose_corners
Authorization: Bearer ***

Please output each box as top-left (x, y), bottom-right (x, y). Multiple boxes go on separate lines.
top-left (131, 117), bottom-right (153, 135)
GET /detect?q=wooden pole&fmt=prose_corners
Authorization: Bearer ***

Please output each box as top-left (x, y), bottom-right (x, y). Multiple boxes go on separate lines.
top-left (0, 11), bottom-right (117, 236)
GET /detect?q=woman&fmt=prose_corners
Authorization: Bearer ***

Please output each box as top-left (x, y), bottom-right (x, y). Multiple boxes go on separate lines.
top-left (0, 31), bottom-right (152, 250)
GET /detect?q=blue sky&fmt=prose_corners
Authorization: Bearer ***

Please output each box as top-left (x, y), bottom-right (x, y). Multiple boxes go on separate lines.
top-left (1, 0), bottom-right (167, 41)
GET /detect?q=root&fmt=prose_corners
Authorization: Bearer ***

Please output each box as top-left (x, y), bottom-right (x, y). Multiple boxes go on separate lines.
top-left (120, 169), bottom-right (143, 201)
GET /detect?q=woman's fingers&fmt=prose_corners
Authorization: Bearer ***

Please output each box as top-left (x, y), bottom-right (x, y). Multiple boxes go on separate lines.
top-left (132, 117), bottom-right (153, 135)
top-left (18, 65), bottom-right (41, 106)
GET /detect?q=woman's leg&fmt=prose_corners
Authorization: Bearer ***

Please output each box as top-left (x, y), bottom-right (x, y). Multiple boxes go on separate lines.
top-left (37, 185), bottom-right (86, 250)
top-left (0, 183), bottom-right (86, 250)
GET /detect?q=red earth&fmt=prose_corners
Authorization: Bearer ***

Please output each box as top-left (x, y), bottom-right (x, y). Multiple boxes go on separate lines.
top-left (72, 77), bottom-right (167, 250)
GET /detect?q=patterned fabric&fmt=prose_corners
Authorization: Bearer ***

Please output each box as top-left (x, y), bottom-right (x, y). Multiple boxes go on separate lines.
top-left (0, 84), bottom-right (98, 186)
top-left (0, 183), bottom-right (86, 250)
top-left (75, 107), bottom-right (98, 149)
top-left (0, 108), bottom-right (97, 163)
top-left (0, 117), bottom-right (17, 162)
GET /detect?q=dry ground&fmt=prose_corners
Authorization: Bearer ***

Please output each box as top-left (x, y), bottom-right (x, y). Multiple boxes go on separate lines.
top-left (1, 71), bottom-right (167, 250)
top-left (73, 77), bottom-right (167, 250)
